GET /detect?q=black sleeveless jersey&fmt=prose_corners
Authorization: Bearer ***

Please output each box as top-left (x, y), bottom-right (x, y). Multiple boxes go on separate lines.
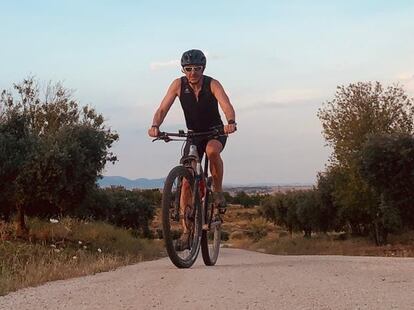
top-left (179, 75), bottom-right (223, 132)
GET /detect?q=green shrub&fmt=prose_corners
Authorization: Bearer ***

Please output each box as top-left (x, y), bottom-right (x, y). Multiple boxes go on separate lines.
top-left (221, 230), bottom-right (230, 241)
top-left (247, 218), bottom-right (268, 242)
top-left (230, 230), bottom-right (244, 240)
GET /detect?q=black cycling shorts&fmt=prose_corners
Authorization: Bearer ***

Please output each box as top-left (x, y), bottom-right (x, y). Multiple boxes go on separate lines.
top-left (183, 135), bottom-right (227, 160)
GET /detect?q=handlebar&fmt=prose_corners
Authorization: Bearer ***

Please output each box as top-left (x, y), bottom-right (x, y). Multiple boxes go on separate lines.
top-left (152, 128), bottom-right (226, 143)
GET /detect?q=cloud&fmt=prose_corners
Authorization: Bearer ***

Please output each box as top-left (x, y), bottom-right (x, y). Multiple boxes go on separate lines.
top-left (236, 88), bottom-right (326, 113)
top-left (150, 59), bottom-right (180, 71)
top-left (149, 51), bottom-right (224, 71)
top-left (395, 73), bottom-right (414, 95)
top-left (396, 72), bottom-right (414, 81)
top-left (239, 100), bottom-right (321, 113)
top-left (239, 101), bottom-right (288, 112)
top-left (269, 88), bottom-right (325, 103)
top-left (204, 51), bottom-right (223, 60)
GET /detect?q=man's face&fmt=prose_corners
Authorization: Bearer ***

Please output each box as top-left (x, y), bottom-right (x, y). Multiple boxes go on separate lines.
top-left (183, 65), bottom-right (204, 84)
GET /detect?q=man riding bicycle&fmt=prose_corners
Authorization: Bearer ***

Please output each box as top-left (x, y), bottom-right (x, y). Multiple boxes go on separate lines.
top-left (148, 49), bottom-right (236, 249)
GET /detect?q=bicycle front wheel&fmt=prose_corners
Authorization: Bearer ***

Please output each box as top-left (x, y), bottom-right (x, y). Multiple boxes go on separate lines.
top-left (162, 165), bottom-right (201, 268)
top-left (201, 177), bottom-right (222, 266)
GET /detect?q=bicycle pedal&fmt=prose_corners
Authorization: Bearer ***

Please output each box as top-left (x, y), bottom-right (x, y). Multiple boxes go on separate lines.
top-left (210, 220), bottom-right (221, 228)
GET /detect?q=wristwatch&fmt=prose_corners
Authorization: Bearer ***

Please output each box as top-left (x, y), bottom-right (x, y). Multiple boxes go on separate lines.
top-left (228, 119), bottom-right (237, 125)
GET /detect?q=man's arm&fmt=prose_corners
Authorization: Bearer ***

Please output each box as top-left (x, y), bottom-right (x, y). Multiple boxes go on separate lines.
top-left (211, 79), bottom-right (237, 134)
top-left (148, 79), bottom-right (180, 137)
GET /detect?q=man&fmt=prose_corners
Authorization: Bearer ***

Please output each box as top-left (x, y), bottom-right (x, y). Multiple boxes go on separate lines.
top-left (148, 49), bottom-right (236, 249)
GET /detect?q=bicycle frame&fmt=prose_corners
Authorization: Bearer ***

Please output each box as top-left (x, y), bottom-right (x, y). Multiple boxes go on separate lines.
top-left (155, 128), bottom-right (224, 231)
top-left (155, 128), bottom-right (226, 267)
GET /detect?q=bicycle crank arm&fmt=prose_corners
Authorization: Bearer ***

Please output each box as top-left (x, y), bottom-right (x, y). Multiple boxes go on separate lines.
top-left (210, 220), bottom-right (221, 228)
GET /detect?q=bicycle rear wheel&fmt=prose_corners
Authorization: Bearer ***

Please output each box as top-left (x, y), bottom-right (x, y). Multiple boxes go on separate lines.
top-left (162, 165), bottom-right (201, 268)
top-left (201, 177), bottom-right (222, 266)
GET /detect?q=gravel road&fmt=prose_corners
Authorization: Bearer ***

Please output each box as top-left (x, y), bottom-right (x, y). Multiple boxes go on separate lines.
top-left (1, 248), bottom-right (413, 310)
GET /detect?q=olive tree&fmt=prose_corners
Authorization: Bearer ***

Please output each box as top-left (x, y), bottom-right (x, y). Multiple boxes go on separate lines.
top-left (0, 78), bottom-right (118, 233)
top-left (317, 82), bottom-right (414, 244)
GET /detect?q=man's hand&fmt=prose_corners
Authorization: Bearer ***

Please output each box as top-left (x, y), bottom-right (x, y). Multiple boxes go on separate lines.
top-left (224, 123), bottom-right (237, 134)
top-left (148, 126), bottom-right (159, 137)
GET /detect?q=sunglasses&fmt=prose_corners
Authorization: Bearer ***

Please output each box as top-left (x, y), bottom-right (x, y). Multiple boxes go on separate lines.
top-left (183, 66), bottom-right (203, 73)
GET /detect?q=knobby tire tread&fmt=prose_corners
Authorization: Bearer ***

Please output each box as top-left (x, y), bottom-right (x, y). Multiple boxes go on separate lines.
top-left (200, 180), bottom-right (221, 266)
top-left (162, 165), bottom-right (201, 268)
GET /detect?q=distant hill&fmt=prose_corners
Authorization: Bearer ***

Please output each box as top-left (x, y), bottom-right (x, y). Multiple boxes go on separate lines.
top-left (98, 176), bottom-right (165, 189)
top-left (98, 176), bottom-right (313, 191)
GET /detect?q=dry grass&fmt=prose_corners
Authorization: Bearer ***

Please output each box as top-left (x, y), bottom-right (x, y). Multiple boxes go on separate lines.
top-left (248, 232), bottom-right (414, 257)
top-left (0, 218), bottom-right (165, 296)
top-left (221, 205), bottom-right (414, 258)
top-left (221, 204), bottom-right (274, 241)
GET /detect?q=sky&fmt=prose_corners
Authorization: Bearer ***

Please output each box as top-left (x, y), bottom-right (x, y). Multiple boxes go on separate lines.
top-left (1, 1), bottom-right (414, 185)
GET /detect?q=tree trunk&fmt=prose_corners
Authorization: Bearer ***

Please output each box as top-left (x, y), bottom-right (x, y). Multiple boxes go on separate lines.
top-left (373, 220), bottom-right (380, 246)
top-left (2, 208), bottom-right (11, 222)
top-left (304, 228), bottom-right (312, 239)
top-left (15, 204), bottom-right (28, 237)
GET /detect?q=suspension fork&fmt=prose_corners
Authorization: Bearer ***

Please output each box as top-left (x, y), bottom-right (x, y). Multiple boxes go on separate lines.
top-left (172, 177), bottom-right (182, 221)
top-left (201, 157), bottom-right (210, 230)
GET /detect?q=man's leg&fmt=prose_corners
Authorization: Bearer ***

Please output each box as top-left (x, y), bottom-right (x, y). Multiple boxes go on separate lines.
top-left (180, 178), bottom-right (192, 233)
top-left (205, 140), bottom-right (226, 208)
top-left (175, 178), bottom-right (192, 251)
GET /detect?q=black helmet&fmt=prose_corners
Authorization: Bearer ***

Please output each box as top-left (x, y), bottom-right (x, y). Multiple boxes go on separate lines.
top-left (181, 49), bottom-right (206, 67)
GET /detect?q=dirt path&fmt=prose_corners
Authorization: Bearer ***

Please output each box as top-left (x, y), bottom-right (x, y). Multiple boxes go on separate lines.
top-left (1, 248), bottom-right (413, 309)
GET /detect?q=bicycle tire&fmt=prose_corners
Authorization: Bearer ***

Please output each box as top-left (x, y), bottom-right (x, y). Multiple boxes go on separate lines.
top-left (201, 177), bottom-right (221, 266)
top-left (162, 165), bottom-right (201, 268)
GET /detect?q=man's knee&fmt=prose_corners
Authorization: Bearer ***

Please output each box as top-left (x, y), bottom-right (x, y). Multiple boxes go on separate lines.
top-left (206, 149), bottom-right (220, 160)
top-left (206, 141), bottom-right (222, 160)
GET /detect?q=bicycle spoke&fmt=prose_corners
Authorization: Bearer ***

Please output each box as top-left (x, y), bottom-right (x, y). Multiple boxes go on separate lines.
top-left (201, 178), bottom-right (222, 266)
top-left (162, 166), bottom-right (201, 268)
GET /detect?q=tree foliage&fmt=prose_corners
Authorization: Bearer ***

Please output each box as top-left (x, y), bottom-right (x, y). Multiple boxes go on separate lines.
top-left (359, 134), bottom-right (414, 229)
top-left (316, 81), bottom-right (414, 244)
top-left (0, 78), bottom-right (118, 231)
top-left (259, 190), bottom-right (324, 238)
top-left (231, 191), bottom-right (266, 207)
top-left (318, 81), bottom-right (414, 166)
top-left (0, 114), bottom-right (37, 222)
top-left (72, 187), bottom-right (157, 237)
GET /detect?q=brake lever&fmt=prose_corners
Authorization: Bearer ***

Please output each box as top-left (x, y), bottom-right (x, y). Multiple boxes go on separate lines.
top-left (152, 135), bottom-right (172, 143)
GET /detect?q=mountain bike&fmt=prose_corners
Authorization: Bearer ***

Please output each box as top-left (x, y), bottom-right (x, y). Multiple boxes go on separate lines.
top-left (153, 128), bottom-right (225, 268)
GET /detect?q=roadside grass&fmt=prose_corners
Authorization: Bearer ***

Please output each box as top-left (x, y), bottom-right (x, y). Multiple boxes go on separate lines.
top-left (0, 218), bottom-right (165, 296)
top-left (221, 205), bottom-right (414, 258)
top-left (247, 231), bottom-right (414, 257)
